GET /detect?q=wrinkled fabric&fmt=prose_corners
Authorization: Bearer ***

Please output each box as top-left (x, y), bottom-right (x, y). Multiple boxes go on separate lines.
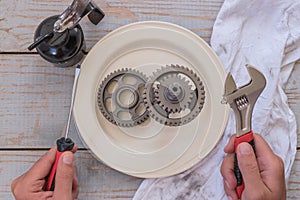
top-left (133, 0), bottom-right (299, 199)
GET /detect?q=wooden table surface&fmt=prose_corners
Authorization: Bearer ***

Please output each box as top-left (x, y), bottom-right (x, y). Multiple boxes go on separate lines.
top-left (0, 0), bottom-right (299, 199)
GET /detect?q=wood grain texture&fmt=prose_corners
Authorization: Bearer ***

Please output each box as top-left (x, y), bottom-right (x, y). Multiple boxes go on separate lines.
top-left (0, 150), bottom-right (142, 200)
top-left (1, 150), bottom-right (299, 199)
top-left (287, 151), bottom-right (300, 199)
top-left (0, 0), bottom-right (300, 199)
top-left (0, 0), bottom-right (223, 52)
top-left (0, 54), bottom-right (85, 148)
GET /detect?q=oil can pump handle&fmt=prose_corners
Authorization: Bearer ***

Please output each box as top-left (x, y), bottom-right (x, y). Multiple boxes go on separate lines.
top-left (54, 0), bottom-right (105, 33)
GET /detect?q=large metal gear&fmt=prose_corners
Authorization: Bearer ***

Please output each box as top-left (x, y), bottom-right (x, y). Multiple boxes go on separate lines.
top-left (143, 64), bottom-right (205, 126)
top-left (97, 68), bottom-right (149, 127)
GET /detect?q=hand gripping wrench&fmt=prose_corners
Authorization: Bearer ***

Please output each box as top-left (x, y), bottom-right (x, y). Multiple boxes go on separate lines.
top-left (224, 64), bottom-right (266, 198)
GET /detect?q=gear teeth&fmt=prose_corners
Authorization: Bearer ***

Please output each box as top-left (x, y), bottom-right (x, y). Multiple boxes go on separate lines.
top-left (143, 64), bottom-right (205, 126)
top-left (97, 68), bottom-right (149, 127)
top-left (101, 64), bottom-right (206, 127)
top-left (155, 70), bottom-right (193, 114)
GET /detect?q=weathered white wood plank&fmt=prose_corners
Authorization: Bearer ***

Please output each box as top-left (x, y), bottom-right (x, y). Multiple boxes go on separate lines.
top-left (0, 150), bottom-right (142, 200)
top-left (287, 151), bottom-right (300, 199)
top-left (0, 0), bottom-right (224, 52)
top-left (0, 54), bottom-right (84, 148)
top-left (0, 150), bottom-right (299, 199)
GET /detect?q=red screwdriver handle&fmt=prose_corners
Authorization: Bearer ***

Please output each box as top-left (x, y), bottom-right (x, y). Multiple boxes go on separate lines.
top-left (234, 131), bottom-right (255, 199)
top-left (45, 137), bottom-right (74, 191)
top-left (46, 150), bottom-right (63, 191)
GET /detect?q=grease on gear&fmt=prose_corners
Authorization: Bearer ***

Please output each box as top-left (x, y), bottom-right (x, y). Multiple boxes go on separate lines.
top-left (97, 68), bottom-right (149, 127)
top-left (143, 64), bottom-right (205, 126)
top-left (155, 73), bottom-right (193, 113)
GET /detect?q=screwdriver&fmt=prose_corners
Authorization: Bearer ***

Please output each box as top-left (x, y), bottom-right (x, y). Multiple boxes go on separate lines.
top-left (45, 65), bottom-right (81, 191)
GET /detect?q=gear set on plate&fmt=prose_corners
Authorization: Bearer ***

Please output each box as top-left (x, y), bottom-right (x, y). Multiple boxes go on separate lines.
top-left (97, 64), bottom-right (205, 127)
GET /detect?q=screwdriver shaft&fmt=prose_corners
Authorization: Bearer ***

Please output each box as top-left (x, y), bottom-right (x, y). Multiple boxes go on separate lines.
top-left (64, 65), bottom-right (81, 139)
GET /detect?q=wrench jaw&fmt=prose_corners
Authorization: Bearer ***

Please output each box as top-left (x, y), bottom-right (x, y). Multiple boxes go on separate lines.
top-left (224, 65), bottom-right (266, 137)
top-left (224, 72), bottom-right (237, 96)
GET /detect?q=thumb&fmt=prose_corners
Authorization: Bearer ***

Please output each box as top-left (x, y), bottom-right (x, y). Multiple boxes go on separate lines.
top-left (53, 152), bottom-right (75, 200)
top-left (236, 143), bottom-right (265, 192)
top-left (26, 148), bottom-right (56, 180)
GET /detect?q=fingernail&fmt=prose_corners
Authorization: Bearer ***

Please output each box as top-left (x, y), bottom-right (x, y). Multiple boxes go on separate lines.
top-left (227, 196), bottom-right (233, 200)
top-left (238, 143), bottom-right (252, 155)
top-left (63, 152), bottom-right (73, 165)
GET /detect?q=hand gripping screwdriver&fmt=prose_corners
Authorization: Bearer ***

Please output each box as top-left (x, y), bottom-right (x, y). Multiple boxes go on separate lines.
top-left (45, 65), bottom-right (80, 191)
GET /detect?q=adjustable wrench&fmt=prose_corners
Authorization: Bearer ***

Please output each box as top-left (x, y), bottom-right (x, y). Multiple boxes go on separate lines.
top-left (224, 64), bottom-right (266, 198)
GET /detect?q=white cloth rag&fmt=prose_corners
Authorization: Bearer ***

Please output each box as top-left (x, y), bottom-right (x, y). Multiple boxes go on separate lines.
top-left (133, 0), bottom-right (300, 199)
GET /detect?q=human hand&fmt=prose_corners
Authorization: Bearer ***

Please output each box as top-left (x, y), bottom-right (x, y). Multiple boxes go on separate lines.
top-left (221, 133), bottom-right (286, 200)
top-left (11, 147), bottom-right (78, 200)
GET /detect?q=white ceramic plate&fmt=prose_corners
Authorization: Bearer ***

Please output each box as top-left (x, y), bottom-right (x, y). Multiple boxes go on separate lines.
top-left (73, 21), bottom-right (229, 178)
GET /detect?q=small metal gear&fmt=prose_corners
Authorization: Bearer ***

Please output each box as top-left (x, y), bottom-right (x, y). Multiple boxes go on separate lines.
top-left (97, 68), bottom-right (149, 127)
top-left (143, 64), bottom-right (205, 126)
top-left (155, 74), bottom-right (193, 113)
